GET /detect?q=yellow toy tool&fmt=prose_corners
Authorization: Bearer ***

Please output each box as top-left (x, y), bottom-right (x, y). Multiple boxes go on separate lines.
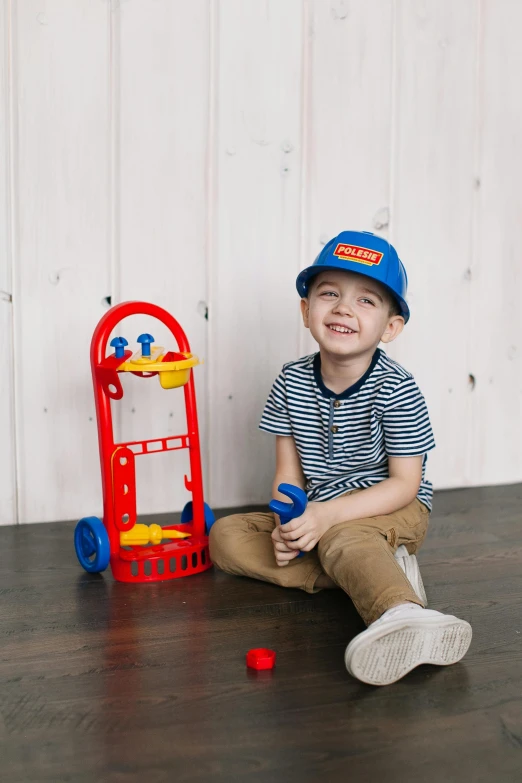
top-left (117, 337), bottom-right (200, 390)
top-left (120, 524), bottom-right (191, 547)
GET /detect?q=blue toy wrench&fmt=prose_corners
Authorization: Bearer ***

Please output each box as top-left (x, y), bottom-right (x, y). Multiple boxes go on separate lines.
top-left (269, 483), bottom-right (308, 559)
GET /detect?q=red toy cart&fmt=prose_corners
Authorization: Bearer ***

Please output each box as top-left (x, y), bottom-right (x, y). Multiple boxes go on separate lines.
top-left (74, 301), bottom-right (214, 583)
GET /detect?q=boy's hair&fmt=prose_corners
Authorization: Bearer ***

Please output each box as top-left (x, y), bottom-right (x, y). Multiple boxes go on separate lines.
top-left (387, 297), bottom-right (402, 318)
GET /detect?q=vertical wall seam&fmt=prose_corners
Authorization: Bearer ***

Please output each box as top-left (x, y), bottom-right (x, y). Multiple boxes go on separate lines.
top-left (388, 0), bottom-right (398, 246)
top-left (108, 4), bottom-right (122, 443)
top-left (467, 0), bottom-right (483, 485)
top-left (6, 0), bottom-right (20, 524)
top-left (205, 0), bottom-right (218, 502)
top-left (297, 0), bottom-right (311, 359)
top-left (109, 5), bottom-right (120, 306)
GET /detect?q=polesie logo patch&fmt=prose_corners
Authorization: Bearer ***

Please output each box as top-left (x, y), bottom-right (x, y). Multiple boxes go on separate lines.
top-left (333, 243), bottom-right (383, 266)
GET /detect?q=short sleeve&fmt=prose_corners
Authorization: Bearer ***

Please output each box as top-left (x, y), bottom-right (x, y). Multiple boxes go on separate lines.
top-left (383, 378), bottom-right (436, 457)
top-left (259, 370), bottom-right (292, 436)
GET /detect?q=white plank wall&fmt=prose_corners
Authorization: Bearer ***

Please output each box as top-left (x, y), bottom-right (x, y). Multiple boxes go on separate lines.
top-left (209, 0), bottom-right (304, 506)
top-left (0, 0), bottom-right (521, 524)
top-left (467, 0), bottom-right (522, 485)
top-left (116, 0), bottom-right (211, 515)
top-left (389, 0), bottom-right (480, 489)
top-left (12, 2), bottom-right (110, 524)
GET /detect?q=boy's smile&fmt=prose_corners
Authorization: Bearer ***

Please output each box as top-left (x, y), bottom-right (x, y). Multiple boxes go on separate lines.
top-left (327, 323), bottom-right (357, 335)
top-left (301, 269), bottom-right (404, 373)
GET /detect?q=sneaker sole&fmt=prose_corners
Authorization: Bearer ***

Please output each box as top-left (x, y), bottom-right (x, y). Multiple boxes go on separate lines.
top-left (345, 615), bottom-right (472, 686)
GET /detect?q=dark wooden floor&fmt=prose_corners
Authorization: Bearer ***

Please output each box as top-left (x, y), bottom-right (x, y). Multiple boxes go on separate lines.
top-left (1, 484), bottom-right (522, 783)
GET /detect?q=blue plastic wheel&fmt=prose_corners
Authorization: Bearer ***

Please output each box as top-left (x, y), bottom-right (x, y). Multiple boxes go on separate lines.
top-left (180, 501), bottom-right (216, 534)
top-left (74, 516), bottom-right (110, 573)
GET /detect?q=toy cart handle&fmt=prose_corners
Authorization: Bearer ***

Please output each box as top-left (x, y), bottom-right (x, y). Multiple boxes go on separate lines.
top-left (92, 301), bottom-right (190, 366)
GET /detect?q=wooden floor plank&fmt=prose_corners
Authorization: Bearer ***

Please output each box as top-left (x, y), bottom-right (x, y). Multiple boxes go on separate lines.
top-left (1, 484), bottom-right (521, 782)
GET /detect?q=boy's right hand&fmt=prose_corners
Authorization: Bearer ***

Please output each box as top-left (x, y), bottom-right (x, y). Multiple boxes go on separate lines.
top-left (271, 524), bottom-right (301, 567)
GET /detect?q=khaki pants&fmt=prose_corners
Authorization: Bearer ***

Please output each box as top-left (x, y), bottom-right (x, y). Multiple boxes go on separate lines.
top-left (209, 491), bottom-right (430, 625)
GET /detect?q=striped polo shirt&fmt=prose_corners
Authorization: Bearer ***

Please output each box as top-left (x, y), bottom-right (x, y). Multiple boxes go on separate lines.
top-left (259, 348), bottom-right (435, 511)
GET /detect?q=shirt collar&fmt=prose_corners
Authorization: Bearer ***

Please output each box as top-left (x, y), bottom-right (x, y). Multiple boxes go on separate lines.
top-left (313, 348), bottom-right (382, 400)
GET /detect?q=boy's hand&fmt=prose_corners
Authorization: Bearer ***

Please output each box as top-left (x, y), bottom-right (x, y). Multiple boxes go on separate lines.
top-left (277, 501), bottom-right (332, 552)
top-left (271, 524), bottom-right (301, 566)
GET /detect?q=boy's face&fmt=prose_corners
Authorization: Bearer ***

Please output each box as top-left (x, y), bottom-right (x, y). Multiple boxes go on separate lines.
top-left (300, 270), bottom-right (404, 358)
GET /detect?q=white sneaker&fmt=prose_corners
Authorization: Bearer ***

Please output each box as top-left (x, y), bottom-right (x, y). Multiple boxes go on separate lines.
top-left (345, 603), bottom-right (472, 686)
top-left (394, 545), bottom-right (428, 606)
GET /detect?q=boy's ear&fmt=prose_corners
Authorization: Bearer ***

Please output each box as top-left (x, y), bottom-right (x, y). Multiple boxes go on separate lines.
top-left (380, 315), bottom-right (405, 344)
top-left (300, 298), bottom-right (310, 328)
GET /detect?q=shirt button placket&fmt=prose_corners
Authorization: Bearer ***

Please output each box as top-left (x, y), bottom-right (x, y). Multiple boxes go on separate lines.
top-left (328, 400), bottom-right (335, 458)
top-left (328, 399), bottom-right (341, 457)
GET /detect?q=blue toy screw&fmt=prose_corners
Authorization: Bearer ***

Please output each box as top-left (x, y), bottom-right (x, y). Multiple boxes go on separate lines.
top-left (269, 483), bottom-right (308, 558)
top-left (110, 336), bottom-right (128, 359)
top-left (137, 333), bottom-right (155, 358)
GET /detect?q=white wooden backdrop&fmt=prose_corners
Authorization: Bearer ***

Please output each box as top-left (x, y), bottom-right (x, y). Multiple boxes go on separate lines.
top-left (0, 0), bottom-right (521, 525)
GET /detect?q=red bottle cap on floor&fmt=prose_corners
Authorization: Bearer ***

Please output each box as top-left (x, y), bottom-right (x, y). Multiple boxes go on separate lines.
top-left (246, 648), bottom-right (276, 670)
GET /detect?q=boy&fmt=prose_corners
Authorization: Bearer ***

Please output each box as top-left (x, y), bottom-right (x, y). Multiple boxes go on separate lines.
top-left (209, 230), bottom-right (472, 686)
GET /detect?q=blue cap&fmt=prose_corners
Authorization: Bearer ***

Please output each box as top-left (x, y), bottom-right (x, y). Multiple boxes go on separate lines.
top-left (296, 230), bottom-right (410, 323)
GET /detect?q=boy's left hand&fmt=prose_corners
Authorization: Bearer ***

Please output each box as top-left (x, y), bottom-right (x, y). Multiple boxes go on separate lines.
top-left (278, 501), bottom-right (332, 552)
